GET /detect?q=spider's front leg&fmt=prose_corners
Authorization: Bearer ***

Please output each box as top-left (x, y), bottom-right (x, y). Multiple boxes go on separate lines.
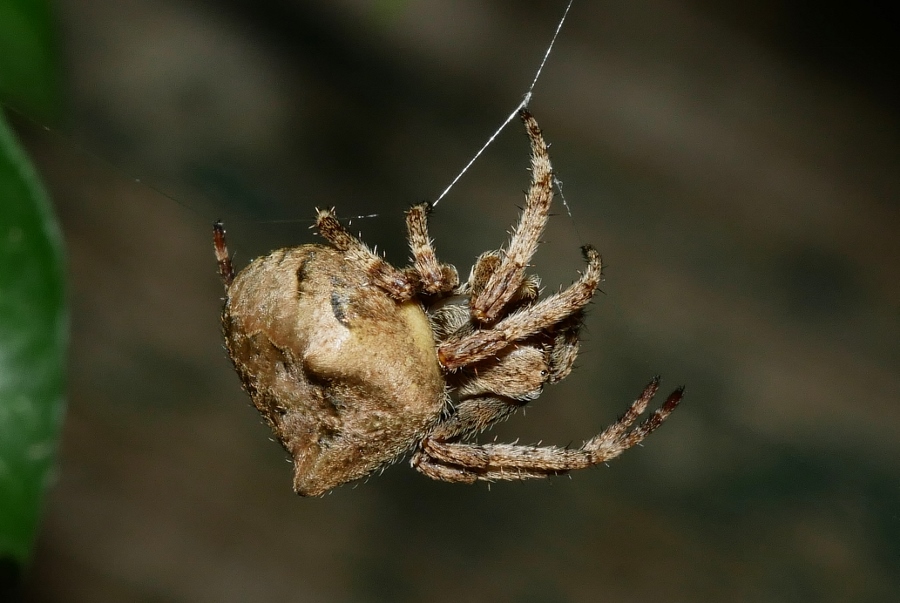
top-left (412, 378), bottom-right (683, 484)
top-left (469, 110), bottom-right (554, 324)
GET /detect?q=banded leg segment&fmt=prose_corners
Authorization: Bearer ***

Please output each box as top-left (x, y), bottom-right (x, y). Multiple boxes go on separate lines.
top-left (413, 379), bottom-right (683, 483)
top-left (213, 221), bottom-right (235, 288)
top-left (469, 110), bottom-right (554, 324)
top-left (405, 202), bottom-right (459, 295)
top-left (316, 208), bottom-right (416, 301)
top-left (439, 246), bottom-right (601, 371)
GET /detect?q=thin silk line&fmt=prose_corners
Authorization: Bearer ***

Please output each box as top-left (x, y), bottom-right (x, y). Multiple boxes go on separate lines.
top-left (432, 0), bottom-right (574, 207)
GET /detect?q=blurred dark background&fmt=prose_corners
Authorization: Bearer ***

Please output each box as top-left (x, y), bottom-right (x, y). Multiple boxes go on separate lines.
top-left (10, 0), bottom-right (900, 601)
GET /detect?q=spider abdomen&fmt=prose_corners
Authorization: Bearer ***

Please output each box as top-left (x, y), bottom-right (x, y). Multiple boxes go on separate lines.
top-left (222, 245), bottom-right (445, 496)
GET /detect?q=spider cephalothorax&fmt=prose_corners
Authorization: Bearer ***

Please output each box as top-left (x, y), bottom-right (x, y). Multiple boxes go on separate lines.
top-left (213, 110), bottom-right (682, 496)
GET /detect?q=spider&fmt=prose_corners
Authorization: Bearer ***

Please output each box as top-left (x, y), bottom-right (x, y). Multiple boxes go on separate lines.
top-left (213, 110), bottom-right (682, 496)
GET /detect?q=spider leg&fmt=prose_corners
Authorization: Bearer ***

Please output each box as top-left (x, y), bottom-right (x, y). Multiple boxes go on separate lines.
top-left (439, 246), bottom-right (601, 371)
top-left (412, 454), bottom-right (478, 483)
top-left (429, 395), bottom-right (522, 442)
top-left (213, 221), bottom-right (235, 288)
top-left (412, 378), bottom-right (683, 483)
top-left (468, 251), bottom-right (501, 298)
top-left (468, 251), bottom-right (541, 308)
top-left (544, 318), bottom-right (582, 384)
top-left (430, 317), bottom-right (582, 441)
top-left (405, 202), bottom-right (459, 295)
top-left (412, 395), bottom-right (516, 485)
top-left (469, 110), bottom-right (553, 324)
top-left (315, 208), bottom-right (417, 301)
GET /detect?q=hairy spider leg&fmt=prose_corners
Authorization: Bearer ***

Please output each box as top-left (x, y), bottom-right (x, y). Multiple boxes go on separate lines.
top-left (315, 208), bottom-right (417, 301)
top-left (429, 318), bottom-right (582, 444)
top-left (405, 202), bottom-right (459, 295)
top-left (213, 221), bottom-right (235, 288)
top-left (469, 110), bottom-right (554, 324)
top-left (412, 378), bottom-right (683, 483)
top-left (438, 246), bottom-right (601, 371)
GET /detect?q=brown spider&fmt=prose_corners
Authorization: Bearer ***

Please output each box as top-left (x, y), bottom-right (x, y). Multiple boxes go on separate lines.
top-left (213, 110), bottom-right (682, 496)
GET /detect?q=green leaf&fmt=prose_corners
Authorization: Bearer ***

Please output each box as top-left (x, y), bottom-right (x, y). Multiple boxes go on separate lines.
top-left (0, 112), bottom-right (67, 565)
top-left (0, 0), bottom-right (62, 123)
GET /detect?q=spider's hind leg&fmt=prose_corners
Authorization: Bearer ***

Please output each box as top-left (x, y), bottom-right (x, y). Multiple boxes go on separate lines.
top-left (315, 208), bottom-right (417, 301)
top-left (405, 202), bottom-right (459, 295)
top-left (469, 110), bottom-right (554, 324)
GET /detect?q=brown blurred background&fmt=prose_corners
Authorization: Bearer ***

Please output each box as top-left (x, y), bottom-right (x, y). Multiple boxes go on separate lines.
top-left (12, 0), bottom-right (900, 601)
